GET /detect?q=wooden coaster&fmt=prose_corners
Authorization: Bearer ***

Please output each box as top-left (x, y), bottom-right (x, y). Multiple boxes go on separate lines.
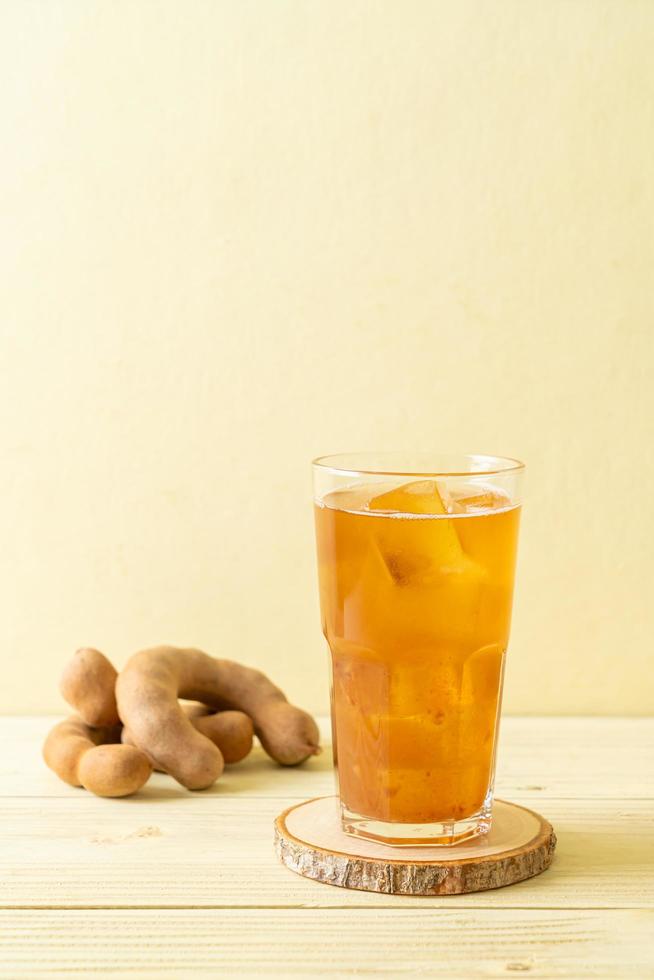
top-left (275, 796), bottom-right (556, 895)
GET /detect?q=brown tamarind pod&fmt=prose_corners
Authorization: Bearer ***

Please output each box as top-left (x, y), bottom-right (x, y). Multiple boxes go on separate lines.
top-left (43, 716), bottom-right (151, 797)
top-left (187, 707), bottom-right (254, 764)
top-left (116, 646), bottom-right (320, 790)
top-left (60, 648), bottom-right (120, 728)
top-left (122, 706), bottom-right (254, 770)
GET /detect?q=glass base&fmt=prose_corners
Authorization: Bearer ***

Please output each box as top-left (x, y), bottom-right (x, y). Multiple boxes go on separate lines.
top-left (341, 801), bottom-right (492, 847)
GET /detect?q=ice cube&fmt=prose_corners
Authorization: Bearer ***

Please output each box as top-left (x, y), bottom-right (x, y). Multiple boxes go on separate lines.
top-left (450, 489), bottom-right (511, 514)
top-left (331, 643), bottom-right (390, 719)
top-left (341, 541), bottom-right (396, 648)
top-left (367, 480), bottom-right (466, 584)
top-left (368, 480), bottom-right (449, 515)
top-left (388, 654), bottom-right (464, 723)
top-left (320, 486), bottom-right (379, 514)
top-left (354, 510), bottom-right (489, 650)
top-left (380, 714), bottom-right (448, 769)
top-left (461, 643), bottom-right (504, 707)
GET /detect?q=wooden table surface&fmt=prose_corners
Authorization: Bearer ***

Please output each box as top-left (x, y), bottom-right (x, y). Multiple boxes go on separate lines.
top-left (1, 716), bottom-right (652, 977)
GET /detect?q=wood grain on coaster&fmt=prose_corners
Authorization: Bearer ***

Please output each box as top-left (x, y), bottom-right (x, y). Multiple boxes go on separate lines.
top-left (275, 796), bottom-right (556, 895)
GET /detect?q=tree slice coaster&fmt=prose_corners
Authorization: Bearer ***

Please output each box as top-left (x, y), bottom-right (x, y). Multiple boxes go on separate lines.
top-left (275, 796), bottom-right (556, 895)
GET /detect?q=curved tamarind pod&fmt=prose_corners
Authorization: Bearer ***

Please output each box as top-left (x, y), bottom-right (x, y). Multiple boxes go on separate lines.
top-left (42, 716), bottom-right (151, 797)
top-left (122, 706), bottom-right (254, 770)
top-left (186, 707), bottom-right (254, 764)
top-left (116, 646), bottom-right (320, 790)
top-left (60, 648), bottom-right (120, 728)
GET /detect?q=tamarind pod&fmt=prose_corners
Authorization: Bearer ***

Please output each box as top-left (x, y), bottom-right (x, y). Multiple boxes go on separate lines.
top-left (60, 648), bottom-right (120, 728)
top-left (43, 716), bottom-right (151, 797)
top-left (116, 646), bottom-right (319, 790)
top-left (122, 707), bottom-right (254, 770)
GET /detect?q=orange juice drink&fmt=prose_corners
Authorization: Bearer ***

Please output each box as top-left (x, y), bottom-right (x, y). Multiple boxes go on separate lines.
top-left (313, 455), bottom-right (523, 845)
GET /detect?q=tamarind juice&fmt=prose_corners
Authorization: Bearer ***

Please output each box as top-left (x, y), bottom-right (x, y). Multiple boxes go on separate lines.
top-left (313, 462), bottom-right (522, 846)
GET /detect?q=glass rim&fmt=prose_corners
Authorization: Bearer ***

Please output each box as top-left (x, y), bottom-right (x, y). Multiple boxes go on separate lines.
top-left (312, 452), bottom-right (525, 478)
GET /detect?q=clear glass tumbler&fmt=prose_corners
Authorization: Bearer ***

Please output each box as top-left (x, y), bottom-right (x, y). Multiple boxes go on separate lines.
top-left (313, 453), bottom-right (524, 846)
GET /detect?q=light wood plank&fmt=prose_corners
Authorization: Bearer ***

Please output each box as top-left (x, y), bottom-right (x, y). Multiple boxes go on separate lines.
top-left (0, 908), bottom-right (651, 978)
top-left (494, 717), bottom-right (654, 799)
top-left (4, 716), bottom-right (654, 800)
top-left (2, 716), bottom-right (652, 977)
top-left (1, 796), bottom-right (651, 909)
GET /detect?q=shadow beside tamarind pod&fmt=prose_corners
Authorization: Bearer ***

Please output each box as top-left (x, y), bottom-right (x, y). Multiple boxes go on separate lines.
top-left (42, 716), bottom-right (152, 797)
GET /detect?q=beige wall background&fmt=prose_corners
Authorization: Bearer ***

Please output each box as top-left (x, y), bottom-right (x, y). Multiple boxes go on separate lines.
top-left (1, 1), bottom-right (652, 716)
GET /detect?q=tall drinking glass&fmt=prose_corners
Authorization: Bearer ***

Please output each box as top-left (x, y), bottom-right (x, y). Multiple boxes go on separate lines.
top-left (313, 453), bottom-right (524, 846)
